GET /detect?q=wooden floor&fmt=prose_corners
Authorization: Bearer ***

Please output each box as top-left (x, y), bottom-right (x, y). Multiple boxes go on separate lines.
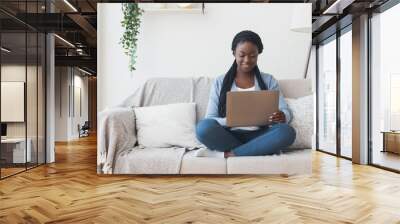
top-left (1, 167), bottom-right (26, 178)
top-left (1, 163), bottom-right (45, 178)
top-left (1, 135), bottom-right (400, 223)
top-left (372, 150), bottom-right (400, 171)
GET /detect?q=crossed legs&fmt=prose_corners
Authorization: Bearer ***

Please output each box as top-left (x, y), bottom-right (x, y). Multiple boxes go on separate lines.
top-left (196, 119), bottom-right (296, 156)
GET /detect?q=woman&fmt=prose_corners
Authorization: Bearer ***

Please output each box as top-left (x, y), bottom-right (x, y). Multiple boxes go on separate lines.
top-left (196, 30), bottom-right (296, 158)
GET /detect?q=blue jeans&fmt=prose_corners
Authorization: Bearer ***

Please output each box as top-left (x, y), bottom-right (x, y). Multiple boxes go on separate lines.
top-left (196, 119), bottom-right (296, 156)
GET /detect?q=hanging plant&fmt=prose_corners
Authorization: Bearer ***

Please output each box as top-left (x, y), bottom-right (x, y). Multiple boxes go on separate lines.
top-left (120, 3), bottom-right (143, 71)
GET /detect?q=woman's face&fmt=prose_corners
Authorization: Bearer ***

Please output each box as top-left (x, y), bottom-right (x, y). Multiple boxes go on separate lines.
top-left (234, 41), bottom-right (259, 74)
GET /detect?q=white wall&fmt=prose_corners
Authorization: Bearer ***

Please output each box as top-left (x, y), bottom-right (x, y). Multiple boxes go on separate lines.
top-left (76, 74), bottom-right (89, 124)
top-left (1, 65), bottom-right (41, 137)
top-left (72, 73), bottom-right (89, 138)
top-left (98, 3), bottom-right (311, 111)
top-left (55, 67), bottom-right (89, 141)
top-left (1, 64), bottom-right (46, 163)
top-left (55, 67), bottom-right (68, 141)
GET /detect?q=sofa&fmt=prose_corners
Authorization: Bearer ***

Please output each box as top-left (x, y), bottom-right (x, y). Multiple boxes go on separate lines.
top-left (98, 77), bottom-right (314, 175)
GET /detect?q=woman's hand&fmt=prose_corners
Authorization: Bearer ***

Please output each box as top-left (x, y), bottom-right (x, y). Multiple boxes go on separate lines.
top-left (269, 111), bottom-right (286, 124)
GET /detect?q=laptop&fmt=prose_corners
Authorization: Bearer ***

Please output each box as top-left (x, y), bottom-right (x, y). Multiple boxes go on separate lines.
top-left (226, 90), bottom-right (279, 127)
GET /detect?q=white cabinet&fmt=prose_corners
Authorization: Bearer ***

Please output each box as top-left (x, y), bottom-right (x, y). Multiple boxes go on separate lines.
top-left (1, 138), bottom-right (32, 163)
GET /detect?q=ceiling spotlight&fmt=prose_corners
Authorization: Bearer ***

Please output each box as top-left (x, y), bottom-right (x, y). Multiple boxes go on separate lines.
top-left (1, 47), bottom-right (11, 53)
top-left (63, 0), bottom-right (78, 12)
top-left (76, 48), bottom-right (86, 55)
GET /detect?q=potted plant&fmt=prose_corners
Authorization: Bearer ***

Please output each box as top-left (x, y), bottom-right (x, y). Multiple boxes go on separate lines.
top-left (120, 3), bottom-right (143, 71)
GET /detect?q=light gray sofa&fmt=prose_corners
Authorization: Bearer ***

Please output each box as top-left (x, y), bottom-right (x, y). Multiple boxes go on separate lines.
top-left (98, 77), bottom-right (313, 175)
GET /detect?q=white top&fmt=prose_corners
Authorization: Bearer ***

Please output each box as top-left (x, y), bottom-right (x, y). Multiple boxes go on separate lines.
top-left (236, 86), bottom-right (256, 91)
top-left (230, 85), bottom-right (260, 131)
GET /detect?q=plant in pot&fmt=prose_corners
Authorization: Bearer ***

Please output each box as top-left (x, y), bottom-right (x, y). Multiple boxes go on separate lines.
top-left (120, 3), bottom-right (143, 71)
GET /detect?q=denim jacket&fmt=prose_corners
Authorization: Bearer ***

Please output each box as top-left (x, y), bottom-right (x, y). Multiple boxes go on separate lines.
top-left (205, 72), bottom-right (292, 126)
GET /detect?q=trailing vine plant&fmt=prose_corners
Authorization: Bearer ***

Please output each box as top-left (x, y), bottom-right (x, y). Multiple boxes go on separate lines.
top-left (120, 3), bottom-right (143, 71)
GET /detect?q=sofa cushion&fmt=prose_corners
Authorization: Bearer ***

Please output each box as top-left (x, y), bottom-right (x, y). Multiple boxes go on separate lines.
top-left (180, 150), bottom-right (227, 174)
top-left (121, 77), bottom-right (213, 122)
top-left (114, 147), bottom-right (186, 174)
top-left (227, 149), bottom-right (311, 174)
top-left (134, 103), bottom-right (201, 148)
top-left (286, 95), bottom-right (314, 149)
top-left (278, 79), bottom-right (313, 99)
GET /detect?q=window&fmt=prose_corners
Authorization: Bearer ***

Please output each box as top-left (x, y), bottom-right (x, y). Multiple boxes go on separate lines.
top-left (370, 2), bottom-right (400, 171)
top-left (0, 2), bottom-right (47, 179)
top-left (317, 36), bottom-right (337, 155)
top-left (340, 28), bottom-right (352, 158)
top-left (390, 74), bottom-right (400, 130)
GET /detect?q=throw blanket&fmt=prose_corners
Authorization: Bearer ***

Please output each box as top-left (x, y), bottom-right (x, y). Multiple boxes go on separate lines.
top-left (98, 107), bottom-right (187, 174)
top-left (97, 107), bottom-right (137, 174)
top-left (98, 77), bottom-right (213, 174)
top-left (113, 147), bottom-right (186, 174)
top-left (120, 77), bottom-right (213, 122)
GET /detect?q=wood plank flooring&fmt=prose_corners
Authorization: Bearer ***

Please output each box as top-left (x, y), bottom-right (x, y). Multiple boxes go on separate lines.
top-left (0, 167), bottom-right (26, 178)
top-left (1, 135), bottom-right (400, 223)
top-left (372, 150), bottom-right (400, 171)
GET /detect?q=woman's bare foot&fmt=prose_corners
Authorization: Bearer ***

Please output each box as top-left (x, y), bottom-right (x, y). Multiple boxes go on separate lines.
top-left (224, 151), bottom-right (235, 158)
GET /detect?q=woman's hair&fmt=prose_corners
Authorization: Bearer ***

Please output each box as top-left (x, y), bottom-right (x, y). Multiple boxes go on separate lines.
top-left (218, 30), bottom-right (267, 117)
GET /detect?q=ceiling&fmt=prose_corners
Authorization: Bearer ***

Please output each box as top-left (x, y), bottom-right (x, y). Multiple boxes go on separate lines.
top-left (1, 0), bottom-right (98, 74)
top-left (0, 0), bottom-right (392, 75)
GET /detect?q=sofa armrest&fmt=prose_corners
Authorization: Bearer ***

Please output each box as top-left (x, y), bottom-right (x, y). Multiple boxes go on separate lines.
top-left (97, 107), bottom-right (136, 174)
